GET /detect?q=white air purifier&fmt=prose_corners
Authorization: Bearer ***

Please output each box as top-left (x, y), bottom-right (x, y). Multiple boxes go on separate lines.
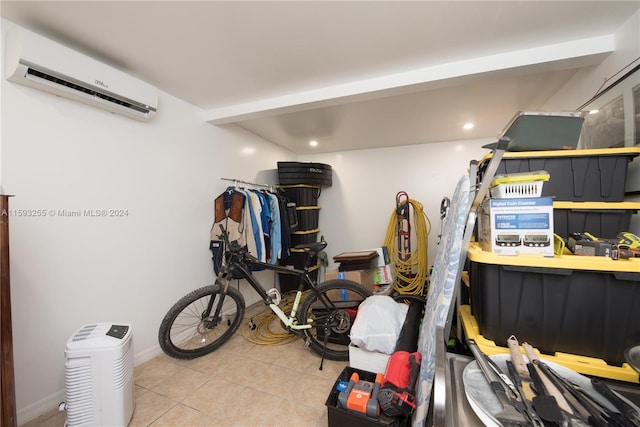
top-left (64, 323), bottom-right (135, 427)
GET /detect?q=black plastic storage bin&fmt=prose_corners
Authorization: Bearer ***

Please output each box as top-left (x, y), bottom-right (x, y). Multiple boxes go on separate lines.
top-left (467, 242), bottom-right (640, 366)
top-left (478, 147), bottom-right (640, 202)
top-left (290, 228), bottom-right (319, 246)
top-left (280, 248), bottom-right (318, 270)
top-left (326, 366), bottom-right (409, 427)
top-left (278, 266), bottom-right (317, 293)
top-left (278, 161), bottom-right (332, 186)
top-left (281, 248), bottom-right (318, 269)
top-left (553, 201), bottom-right (639, 239)
top-left (280, 184), bottom-right (321, 206)
top-left (297, 206), bottom-right (320, 230)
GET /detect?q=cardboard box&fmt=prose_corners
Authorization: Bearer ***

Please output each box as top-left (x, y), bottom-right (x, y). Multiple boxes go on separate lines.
top-left (349, 344), bottom-right (390, 374)
top-left (370, 247), bottom-right (390, 267)
top-left (325, 269), bottom-right (375, 301)
top-left (372, 284), bottom-right (393, 295)
top-left (479, 197), bottom-right (554, 256)
top-left (372, 265), bottom-right (394, 285)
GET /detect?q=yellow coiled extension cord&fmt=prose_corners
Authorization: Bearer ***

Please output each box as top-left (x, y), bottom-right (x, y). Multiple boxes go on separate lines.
top-left (241, 291), bottom-right (309, 345)
top-left (383, 198), bottom-right (431, 295)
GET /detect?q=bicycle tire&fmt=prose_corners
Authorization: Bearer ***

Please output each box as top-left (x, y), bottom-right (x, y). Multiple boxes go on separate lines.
top-left (158, 284), bottom-right (245, 359)
top-left (298, 279), bottom-right (372, 361)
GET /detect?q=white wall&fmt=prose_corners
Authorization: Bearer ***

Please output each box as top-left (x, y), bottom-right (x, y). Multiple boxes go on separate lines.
top-left (543, 10), bottom-right (639, 111)
top-left (1, 20), bottom-right (295, 423)
top-left (299, 139), bottom-right (492, 272)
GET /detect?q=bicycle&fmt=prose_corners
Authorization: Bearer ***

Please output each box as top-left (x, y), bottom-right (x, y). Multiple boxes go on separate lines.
top-left (158, 224), bottom-right (373, 362)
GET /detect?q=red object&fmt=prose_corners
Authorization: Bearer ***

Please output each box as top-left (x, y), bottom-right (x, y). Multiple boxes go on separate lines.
top-left (396, 191), bottom-right (412, 264)
top-left (345, 308), bottom-right (358, 318)
top-left (383, 351), bottom-right (421, 389)
top-left (379, 351), bottom-right (422, 416)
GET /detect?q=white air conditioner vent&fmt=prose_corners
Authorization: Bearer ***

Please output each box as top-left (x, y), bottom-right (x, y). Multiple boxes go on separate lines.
top-left (71, 324), bottom-right (98, 342)
top-left (6, 26), bottom-right (158, 121)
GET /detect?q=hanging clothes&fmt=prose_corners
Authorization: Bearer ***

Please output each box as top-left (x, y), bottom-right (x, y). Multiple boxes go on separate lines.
top-left (210, 181), bottom-right (299, 270)
top-left (209, 187), bottom-right (258, 279)
top-left (253, 190), bottom-right (272, 261)
top-left (275, 191), bottom-right (292, 262)
top-left (210, 189), bottom-right (246, 277)
top-left (211, 189), bottom-right (246, 246)
top-left (268, 192), bottom-right (282, 264)
top-left (244, 190), bottom-right (266, 262)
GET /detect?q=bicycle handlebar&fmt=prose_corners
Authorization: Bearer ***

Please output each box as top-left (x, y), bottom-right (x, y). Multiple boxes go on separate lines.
top-left (217, 224), bottom-right (243, 254)
top-left (217, 224), bottom-right (229, 244)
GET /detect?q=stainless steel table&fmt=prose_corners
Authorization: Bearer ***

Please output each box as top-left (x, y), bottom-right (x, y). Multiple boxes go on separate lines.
top-left (442, 352), bottom-right (484, 426)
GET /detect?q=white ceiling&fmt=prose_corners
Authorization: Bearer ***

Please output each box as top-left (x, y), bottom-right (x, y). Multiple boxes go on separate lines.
top-left (1, 1), bottom-right (638, 154)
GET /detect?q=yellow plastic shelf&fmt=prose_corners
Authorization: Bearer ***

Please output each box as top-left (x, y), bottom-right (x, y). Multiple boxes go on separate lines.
top-left (459, 305), bottom-right (640, 384)
top-left (292, 228), bottom-right (320, 235)
top-left (467, 242), bottom-right (640, 273)
top-left (553, 201), bottom-right (640, 210)
top-left (480, 146), bottom-right (640, 162)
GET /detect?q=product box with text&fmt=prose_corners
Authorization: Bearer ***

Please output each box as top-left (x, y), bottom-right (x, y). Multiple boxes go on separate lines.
top-left (479, 197), bottom-right (554, 256)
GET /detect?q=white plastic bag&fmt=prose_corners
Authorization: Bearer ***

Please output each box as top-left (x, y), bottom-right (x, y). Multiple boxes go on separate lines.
top-left (350, 295), bottom-right (409, 354)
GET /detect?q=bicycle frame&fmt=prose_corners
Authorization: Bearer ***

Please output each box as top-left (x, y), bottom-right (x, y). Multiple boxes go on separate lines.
top-left (216, 250), bottom-right (322, 331)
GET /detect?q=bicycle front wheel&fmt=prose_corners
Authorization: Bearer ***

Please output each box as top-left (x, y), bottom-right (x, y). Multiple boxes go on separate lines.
top-left (298, 279), bottom-right (372, 361)
top-left (158, 284), bottom-right (245, 359)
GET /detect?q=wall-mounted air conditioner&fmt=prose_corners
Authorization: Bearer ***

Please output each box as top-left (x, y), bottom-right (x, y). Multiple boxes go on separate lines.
top-left (5, 26), bottom-right (158, 121)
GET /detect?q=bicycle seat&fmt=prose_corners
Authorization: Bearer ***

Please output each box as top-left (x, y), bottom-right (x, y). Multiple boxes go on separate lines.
top-left (294, 241), bottom-right (327, 254)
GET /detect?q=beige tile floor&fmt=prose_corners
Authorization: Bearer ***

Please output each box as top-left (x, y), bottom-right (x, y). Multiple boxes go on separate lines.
top-left (22, 302), bottom-right (348, 427)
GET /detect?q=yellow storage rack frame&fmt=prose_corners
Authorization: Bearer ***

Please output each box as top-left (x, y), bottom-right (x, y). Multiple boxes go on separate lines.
top-left (459, 305), bottom-right (639, 384)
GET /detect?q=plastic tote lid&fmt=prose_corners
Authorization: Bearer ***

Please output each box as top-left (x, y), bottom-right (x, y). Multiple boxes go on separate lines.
top-left (483, 111), bottom-right (585, 151)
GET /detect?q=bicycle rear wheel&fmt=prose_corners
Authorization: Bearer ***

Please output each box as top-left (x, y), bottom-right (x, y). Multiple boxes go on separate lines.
top-left (298, 279), bottom-right (372, 361)
top-left (158, 284), bottom-right (245, 359)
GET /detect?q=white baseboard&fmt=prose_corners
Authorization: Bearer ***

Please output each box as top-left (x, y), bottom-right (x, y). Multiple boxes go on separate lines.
top-left (134, 344), bottom-right (164, 365)
top-left (18, 389), bottom-right (65, 426)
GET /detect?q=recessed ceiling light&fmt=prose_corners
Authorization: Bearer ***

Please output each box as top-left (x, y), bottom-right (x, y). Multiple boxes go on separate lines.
top-left (309, 140), bottom-right (318, 147)
top-left (463, 122), bottom-right (474, 130)
top-left (589, 109), bottom-right (599, 115)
